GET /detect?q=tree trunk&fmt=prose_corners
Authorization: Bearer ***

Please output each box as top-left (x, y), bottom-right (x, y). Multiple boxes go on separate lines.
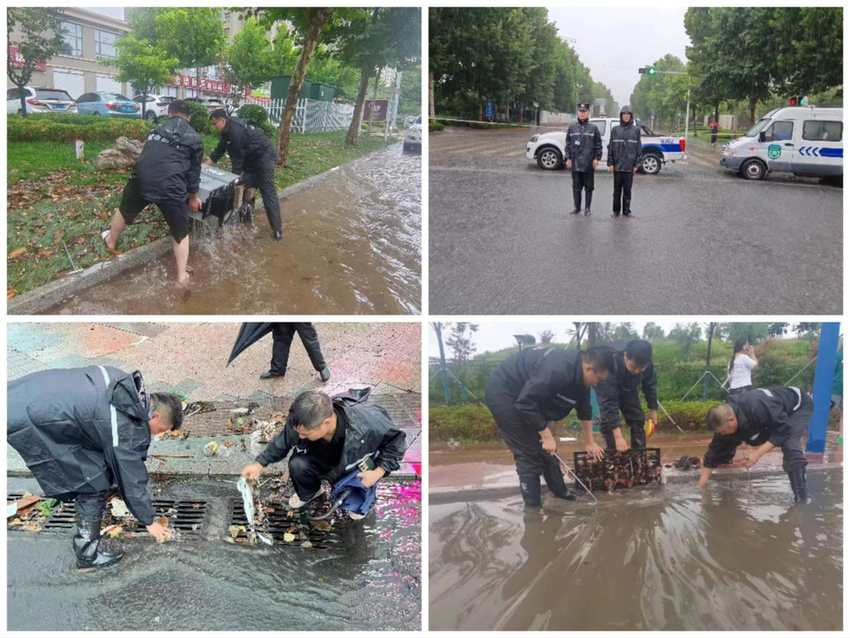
top-left (277, 8), bottom-right (333, 167)
top-left (366, 66), bottom-right (380, 138)
top-left (19, 82), bottom-right (27, 117)
top-left (748, 97), bottom-right (757, 127)
top-left (588, 323), bottom-right (598, 347)
top-left (345, 65), bottom-right (371, 146)
top-left (518, 106), bottom-right (523, 124)
top-left (478, 102), bottom-right (482, 121)
top-left (428, 71), bottom-right (436, 120)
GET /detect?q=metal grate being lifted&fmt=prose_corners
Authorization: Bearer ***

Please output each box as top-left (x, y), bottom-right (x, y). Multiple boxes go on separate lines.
top-left (228, 499), bottom-right (344, 549)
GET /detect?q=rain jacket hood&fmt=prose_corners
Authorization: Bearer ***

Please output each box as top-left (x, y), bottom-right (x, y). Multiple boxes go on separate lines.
top-left (619, 105), bottom-right (635, 127)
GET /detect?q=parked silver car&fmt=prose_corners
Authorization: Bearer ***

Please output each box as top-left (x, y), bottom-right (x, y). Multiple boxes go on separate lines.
top-left (7, 86), bottom-right (77, 115)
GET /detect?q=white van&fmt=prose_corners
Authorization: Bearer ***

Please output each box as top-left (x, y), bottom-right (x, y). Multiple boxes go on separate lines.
top-left (720, 106), bottom-right (843, 180)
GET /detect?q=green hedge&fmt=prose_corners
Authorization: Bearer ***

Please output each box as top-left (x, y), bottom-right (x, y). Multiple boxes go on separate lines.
top-left (8, 113), bottom-right (153, 143)
top-left (185, 100), bottom-right (214, 135)
top-left (429, 121), bottom-right (445, 132)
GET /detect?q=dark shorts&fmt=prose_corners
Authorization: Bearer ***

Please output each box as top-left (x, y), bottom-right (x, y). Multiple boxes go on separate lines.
top-left (119, 178), bottom-right (189, 243)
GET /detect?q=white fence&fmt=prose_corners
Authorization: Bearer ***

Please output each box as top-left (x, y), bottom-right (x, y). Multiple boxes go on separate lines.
top-left (236, 97), bottom-right (355, 134)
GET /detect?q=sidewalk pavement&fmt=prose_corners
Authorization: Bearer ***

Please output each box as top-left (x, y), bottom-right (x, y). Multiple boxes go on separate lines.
top-left (7, 322), bottom-right (422, 478)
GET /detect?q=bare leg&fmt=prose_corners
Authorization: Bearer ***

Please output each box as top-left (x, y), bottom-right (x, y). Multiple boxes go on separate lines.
top-left (106, 210), bottom-right (127, 252)
top-left (173, 235), bottom-right (190, 284)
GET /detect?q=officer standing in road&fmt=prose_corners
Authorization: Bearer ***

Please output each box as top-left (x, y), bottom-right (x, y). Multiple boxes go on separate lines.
top-left (566, 102), bottom-right (603, 216)
top-left (608, 105), bottom-right (642, 218)
top-left (595, 339), bottom-right (658, 452)
top-left (104, 100), bottom-right (203, 284)
top-left (7, 367), bottom-right (183, 569)
top-left (484, 347), bottom-right (614, 508)
top-left (207, 110), bottom-right (283, 242)
top-left (699, 386), bottom-right (813, 503)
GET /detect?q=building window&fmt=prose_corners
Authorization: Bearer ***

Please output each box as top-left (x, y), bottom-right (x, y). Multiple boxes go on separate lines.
top-left (59, 22), bottom-right (83, 57)
top-left (95, 30), bottom-right (118, 60)
top-left (207, 65), bottom-right (219, 80)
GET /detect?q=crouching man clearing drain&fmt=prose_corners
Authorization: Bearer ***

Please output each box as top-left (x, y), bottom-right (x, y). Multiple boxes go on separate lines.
top-left (699, 386), bottom-right (814, 503)
top-left (103, 100), bottom-right (204, 284)
top-left (7, 367), bottom-right (184, 569)
top-left (484, 347), bottom-right (614, 509)
top-left (241, 389), bottom-right (406, 519)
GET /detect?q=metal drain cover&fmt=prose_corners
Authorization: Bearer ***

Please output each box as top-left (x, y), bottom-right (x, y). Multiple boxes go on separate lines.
top-left (8, 494), bottom-right (208, 537)
top-left (228, 498), bottom-right (343, 548)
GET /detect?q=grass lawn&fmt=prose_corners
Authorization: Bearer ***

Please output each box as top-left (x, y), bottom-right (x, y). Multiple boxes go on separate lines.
top-left (7, 130), bottom-right (394, 297)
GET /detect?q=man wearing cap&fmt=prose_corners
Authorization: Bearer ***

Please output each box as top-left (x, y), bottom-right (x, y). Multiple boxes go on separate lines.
top-left (565, 102), bottom-right (603, 216)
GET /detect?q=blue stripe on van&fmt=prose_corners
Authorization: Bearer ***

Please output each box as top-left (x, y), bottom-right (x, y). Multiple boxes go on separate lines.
top-left (818, 147), bottom-right (843, 158)
top-left (644, 144), bottom-right (682, 153)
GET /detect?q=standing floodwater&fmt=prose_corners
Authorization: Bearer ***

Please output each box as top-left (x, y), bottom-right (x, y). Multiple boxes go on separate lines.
top-left (44, 144), bottom-right (421, 315)
top-left (429, 470), bottom-right (842, 631)
top-left (8, 477), bottom-right (421, 631)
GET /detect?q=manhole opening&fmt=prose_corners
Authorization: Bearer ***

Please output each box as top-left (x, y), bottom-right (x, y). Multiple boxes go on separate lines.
top-left (228, 498), bottom-right (343, 548)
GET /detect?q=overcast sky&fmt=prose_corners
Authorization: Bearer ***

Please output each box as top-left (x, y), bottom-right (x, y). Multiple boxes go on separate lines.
top-left (84, 7), bottom-right (124, 20)
top-left (429, 321), bottom-right (684, 358)
top-left (548, 7), bottom-right (690, 108)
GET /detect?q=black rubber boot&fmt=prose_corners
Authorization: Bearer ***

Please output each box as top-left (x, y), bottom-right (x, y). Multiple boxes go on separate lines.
top-left (788, 467), bottom-right (807, 503)
top-left (73, 519), bottom-right (124, 570)
top-left (274, 230), bottom-right (283, 242)
top-left (583, 191), bottom-right (592, 216)
top-left (570, 190), bottom-right (582, 215)
top-left (259, 370), bottom-right (284, 379)
top-left (518, 472), bottom-right (542, 508)
top-left (542, 454), bottom-right (577, 501)
top-left (623, 201), bottom-right (634, 218)
top-left (319, 366), bottom-right (331, 382)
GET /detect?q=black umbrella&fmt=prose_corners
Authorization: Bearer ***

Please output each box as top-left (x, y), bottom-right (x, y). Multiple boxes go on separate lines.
top-left (227, 322), bottom-right (275, 366)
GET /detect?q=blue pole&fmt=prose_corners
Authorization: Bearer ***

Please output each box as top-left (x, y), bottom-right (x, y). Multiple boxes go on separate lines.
top-left (806, 322), bottom-right (840, 454)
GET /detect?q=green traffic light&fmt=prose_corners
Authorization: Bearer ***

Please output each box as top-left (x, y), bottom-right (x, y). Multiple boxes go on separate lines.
top-left (648, 67), bottom-right (656, 75)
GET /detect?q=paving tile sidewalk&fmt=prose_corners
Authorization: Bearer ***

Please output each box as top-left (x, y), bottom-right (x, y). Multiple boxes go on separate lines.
top-left (7, 322), bottom-right (422, 475)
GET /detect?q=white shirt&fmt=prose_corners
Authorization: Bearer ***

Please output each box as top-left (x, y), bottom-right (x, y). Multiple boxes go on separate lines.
top-left (728, 354), bottom-right (757, 389)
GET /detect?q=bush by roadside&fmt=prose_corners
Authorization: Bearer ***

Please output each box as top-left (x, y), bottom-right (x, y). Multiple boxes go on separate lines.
top-left (235, 104), bottom-right (277, 141)
top-left (8, 113), bottom-right (153, 143)
top-left (429, 121), bottom-right (445, 132)
top-left (185, 100), bottom-right (214, 135)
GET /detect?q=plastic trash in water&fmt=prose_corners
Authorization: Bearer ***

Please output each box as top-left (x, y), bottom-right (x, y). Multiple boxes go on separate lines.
top-left (237, 476), bottom-right (256, 523)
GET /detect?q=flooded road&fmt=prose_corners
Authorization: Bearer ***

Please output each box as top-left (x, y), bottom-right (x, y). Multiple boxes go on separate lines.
top-left (429, 470), bottom-right (842, 631)
top-left (8, 477), bottom-right (421, 631)
top-left (45, 144), bottom-right (421, 315)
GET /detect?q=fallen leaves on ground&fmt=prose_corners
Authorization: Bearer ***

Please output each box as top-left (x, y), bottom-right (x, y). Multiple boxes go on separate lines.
top-left (283, 532), bottom-right (296, 542)
top-left (8, 247), bottom-right (27, 260)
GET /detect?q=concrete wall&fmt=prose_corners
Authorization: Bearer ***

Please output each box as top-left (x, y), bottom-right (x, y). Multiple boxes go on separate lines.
top-left (540, 110), bottom-right (572, 125)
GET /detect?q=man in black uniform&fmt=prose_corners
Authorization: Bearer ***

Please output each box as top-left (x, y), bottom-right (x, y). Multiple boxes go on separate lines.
top-left (104, 100), bottom-right (203, 284)
top-left (485, 347), bottom-right (614, 508)
top-left (607, 104), bottom-right (642, 218)
top-left (7, 366), bottom-right (183, 568)
top-left (596, 339), bottom-right (658, 452)
top-left (565, 101), bottom-right (603, 216)
top-left (260, 322), bottom-right (331, 382)
top-left (241, 389), bottom-right (406, 517)
top-left (207, 110), bottom-right (283, 241)
top-left (699, 386), bottom-right (813, 502)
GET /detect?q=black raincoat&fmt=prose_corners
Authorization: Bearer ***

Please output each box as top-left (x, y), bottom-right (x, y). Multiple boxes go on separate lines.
top-left (596, 341), bottom-right (658, 418)
top-left (256, 388), bottom-right (407, 480)
top-left (7, 366), bottom-right (157, 526)
top-left (704, 386), bottom-right (809, 469)
top-left (565, 119), bottom-right (603, 172)
top-left (133, 116), bottom-right (204, 203)
top-left (608, 107), bottom-right (642, 172)
top-left (210, 117), bottom-right (277, 174)
top-left (485, 348), bottom-right (592, 432)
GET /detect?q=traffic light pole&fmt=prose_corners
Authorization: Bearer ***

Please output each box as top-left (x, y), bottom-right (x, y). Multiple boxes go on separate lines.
top-left (640, 68), bottom-right (690, 139)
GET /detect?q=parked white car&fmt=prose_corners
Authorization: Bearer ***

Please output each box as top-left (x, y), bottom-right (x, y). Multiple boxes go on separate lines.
top-left (7, 86), bottom-right (77, 115)
top-left (721, 106), bottom-right (843, 180)
top-left (526, 117), bottom-right (686, 174)
top-left (131, 94), bottom-right (176, 122)
top-left (404, 115), bottom-right (422, 153)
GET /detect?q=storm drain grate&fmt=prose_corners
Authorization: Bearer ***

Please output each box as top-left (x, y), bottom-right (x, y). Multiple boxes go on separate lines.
top-left (228, 498), bottom-right (343, 549)
top-left (8, 494), bottom-right (208, 536)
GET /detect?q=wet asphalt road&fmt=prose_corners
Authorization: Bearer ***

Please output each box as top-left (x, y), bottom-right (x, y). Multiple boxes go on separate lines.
top-left (7, 477), bottom-right (421, 632)
top-left (429, 127), bottom-right (842, 314)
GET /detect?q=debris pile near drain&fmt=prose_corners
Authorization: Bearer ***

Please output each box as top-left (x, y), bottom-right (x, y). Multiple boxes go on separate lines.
top-left (6, 493), bottom-right (49, 532)
top-left (573, 448), bottom-right (663, 492)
